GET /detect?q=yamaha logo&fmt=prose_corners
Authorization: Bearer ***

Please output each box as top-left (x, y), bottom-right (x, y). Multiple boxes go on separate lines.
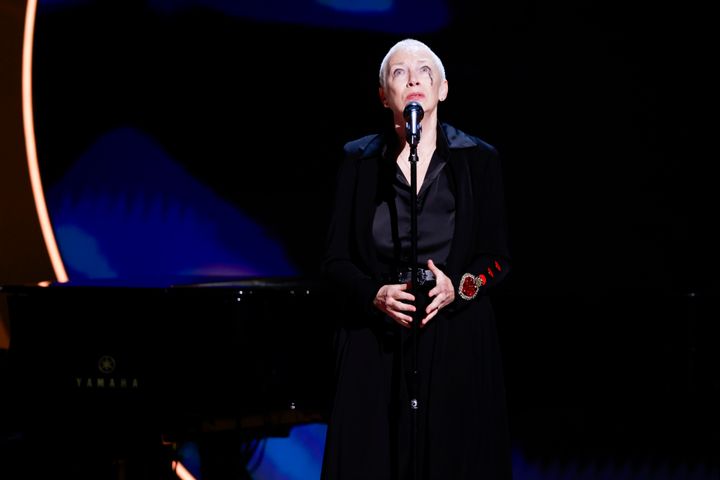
top-left (74, 355), bottom-right (139, 388)
top-left (98, 355), bottom-right (116, 374)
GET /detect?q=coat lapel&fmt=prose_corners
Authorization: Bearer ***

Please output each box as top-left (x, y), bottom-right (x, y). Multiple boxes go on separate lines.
top-left (445, 150), bottom-right (473, 277)
top-left (355, 155), bottom-right (381, 274)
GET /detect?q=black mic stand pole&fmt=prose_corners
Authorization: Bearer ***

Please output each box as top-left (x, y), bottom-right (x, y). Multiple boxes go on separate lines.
top-left (407, 124), bottom-right (420, 480)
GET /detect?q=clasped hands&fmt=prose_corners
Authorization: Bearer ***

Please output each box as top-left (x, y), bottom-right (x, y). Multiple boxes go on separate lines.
top-left (373, 259), bottom-right (455, 328)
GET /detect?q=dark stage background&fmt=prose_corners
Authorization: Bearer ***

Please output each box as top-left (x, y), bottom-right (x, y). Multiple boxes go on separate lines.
top-left (29, 1), bottom-right (717, 293)
top-left (29, 0), bottom-right (718, 294)
top-left (3, 0), bottom-right (719, 478)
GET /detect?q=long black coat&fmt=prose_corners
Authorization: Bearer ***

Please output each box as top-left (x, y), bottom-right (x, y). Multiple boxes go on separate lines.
top-left (321, 122), bottom-right (513, 480)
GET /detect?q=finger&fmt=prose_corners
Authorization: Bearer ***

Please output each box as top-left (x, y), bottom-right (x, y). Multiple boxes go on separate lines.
top-left (396, 292), bottom-right (416, 303)
top-left (421, 308), bottom-right (438, 326)
top-left (393, 301), bottom-right (416, 315)
top-left (427, 259), bottom-right (445, 279)
top-left (426, 289), bottom-right (446, 307)
top-left (394, 312), bottom-right (414, 328)
top-left (425, 303), bottom-right (440, 315)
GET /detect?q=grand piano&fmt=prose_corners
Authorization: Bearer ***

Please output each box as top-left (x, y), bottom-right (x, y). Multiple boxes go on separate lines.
top-left (0, 278), bottom-right (336, 479)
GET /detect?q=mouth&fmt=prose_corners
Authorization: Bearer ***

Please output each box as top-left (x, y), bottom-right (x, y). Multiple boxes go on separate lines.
top-left (406, 93), bottom-right (425, 102)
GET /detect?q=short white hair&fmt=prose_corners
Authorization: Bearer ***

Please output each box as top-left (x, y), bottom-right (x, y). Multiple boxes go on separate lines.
top-left (378, 38), bottom-right (446, 89)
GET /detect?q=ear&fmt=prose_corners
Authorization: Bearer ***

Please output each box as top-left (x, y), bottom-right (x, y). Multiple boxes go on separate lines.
top-left (439, 79), bottom-right (449, 102)
top-left (378, 87), bottom-right (389, 108)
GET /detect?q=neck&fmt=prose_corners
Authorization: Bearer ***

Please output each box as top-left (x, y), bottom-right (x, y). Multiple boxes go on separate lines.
top-left (394, 115), bottom-right (438, 151)
top-left (392, 120), bottom-right (438, 166)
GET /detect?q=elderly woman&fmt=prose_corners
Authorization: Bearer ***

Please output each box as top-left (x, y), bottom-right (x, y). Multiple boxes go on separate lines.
top-left (321, 38), bottom-right (513, 480)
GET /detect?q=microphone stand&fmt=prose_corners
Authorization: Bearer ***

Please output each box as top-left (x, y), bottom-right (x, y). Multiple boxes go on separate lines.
top-left (407, 124), bottom-right (420, 480)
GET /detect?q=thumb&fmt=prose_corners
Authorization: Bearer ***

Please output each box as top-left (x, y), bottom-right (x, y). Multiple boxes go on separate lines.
top-left (427, 258), bottom-right (437, 272)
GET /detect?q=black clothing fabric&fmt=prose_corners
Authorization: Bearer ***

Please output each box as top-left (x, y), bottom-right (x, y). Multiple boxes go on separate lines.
top-left (321, 123), bottom-right (513, 480)
top-left (373, 148), bottom-right (454, 269)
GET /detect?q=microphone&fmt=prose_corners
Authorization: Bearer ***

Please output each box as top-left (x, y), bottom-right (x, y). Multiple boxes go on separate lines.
top-left (403, 101), bottom-right (424, 146)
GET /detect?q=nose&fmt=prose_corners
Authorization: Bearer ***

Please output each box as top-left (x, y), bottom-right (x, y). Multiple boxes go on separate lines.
top-left (406, 72), bottom-right (420, 87)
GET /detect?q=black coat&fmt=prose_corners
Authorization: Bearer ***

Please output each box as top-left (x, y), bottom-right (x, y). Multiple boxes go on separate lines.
top-left (321, 122), bottom-right (513, 480)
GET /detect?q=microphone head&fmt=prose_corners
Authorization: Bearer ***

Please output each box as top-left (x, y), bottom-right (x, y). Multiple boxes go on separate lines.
top-left (403, 101), bottom-right (424, 122)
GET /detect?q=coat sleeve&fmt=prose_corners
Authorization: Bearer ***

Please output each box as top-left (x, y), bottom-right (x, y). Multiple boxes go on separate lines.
top-left (321, 152), bottom-right (383, 320)
top-left (450, 145), bottom-right (512, 307)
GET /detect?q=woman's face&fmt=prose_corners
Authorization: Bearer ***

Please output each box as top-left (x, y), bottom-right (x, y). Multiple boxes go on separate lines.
top-left (379, 47), bottom-right (448, 118)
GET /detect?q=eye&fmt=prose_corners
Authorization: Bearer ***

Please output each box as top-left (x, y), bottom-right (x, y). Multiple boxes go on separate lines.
top-left (392, 68), bottom-right (405, 78)
top-left (420, 65), bottom-right (432, 74)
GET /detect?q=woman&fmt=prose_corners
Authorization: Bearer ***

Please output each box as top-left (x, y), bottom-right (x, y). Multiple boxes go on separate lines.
top-left (321, 38), bottom-right (513, 480)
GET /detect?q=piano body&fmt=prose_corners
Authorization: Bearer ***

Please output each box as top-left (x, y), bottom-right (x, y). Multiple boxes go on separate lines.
top-left (0, 279), bottom-right (336, 478)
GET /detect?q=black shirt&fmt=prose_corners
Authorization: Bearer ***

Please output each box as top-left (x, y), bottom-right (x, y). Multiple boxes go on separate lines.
top-left (372, 148), bottom-right (456, 272)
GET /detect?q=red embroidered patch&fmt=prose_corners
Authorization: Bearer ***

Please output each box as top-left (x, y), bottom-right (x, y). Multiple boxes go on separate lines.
top-left (459, 273), bottom-right (479, 300)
